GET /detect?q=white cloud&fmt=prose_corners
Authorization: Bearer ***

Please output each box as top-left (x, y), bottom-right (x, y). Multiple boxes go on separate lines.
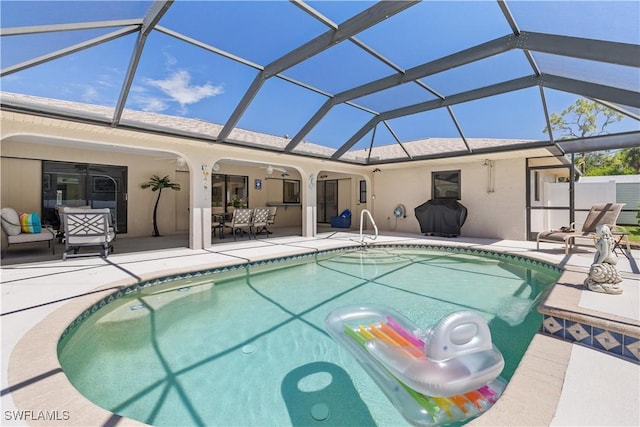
top-left (144, 70), bottom-right (223, 108)
top-left (163, 51), bottom-right (177, 67)
top-left (133, 95), bottom-right (169, 113)
top-left (81, 87), bottom-right (100, 103)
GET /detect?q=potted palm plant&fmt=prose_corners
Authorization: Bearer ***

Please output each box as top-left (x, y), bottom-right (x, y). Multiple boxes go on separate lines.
top-left (140, 175), bottom-right (181, 237)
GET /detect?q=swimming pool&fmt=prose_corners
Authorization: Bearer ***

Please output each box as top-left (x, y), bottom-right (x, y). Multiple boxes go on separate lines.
top-left (58, 245), bottom-right (561, 426)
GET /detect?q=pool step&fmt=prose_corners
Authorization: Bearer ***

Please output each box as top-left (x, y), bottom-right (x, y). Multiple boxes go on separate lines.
top-left (325, 250), bottom-right (411, 265)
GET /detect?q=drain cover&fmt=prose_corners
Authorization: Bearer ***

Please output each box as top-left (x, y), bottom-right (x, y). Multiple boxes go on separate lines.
top-left (241, 344), bottom-right (256, 354)
top-left (311, 403), bottom-right (329, 421)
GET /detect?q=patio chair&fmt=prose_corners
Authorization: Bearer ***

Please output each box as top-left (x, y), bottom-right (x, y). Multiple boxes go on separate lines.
top-left (251, 207), bottom-right (271, 238)
top-left (62, 207), bottom-right (116, 260)
top-left (536, 203), bottom-right (624, 255)
top-left (266, 206), bottom-right (278, 233)
top-left (56, 205), bottom-right (91, 241)
top-left (225, 208), bottom-right (253, 241)
top-left (211, 214), bottom-right (223, 238)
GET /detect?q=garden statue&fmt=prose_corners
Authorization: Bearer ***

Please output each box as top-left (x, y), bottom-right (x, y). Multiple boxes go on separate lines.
top-left (584, 225), bottom-right (623, 294)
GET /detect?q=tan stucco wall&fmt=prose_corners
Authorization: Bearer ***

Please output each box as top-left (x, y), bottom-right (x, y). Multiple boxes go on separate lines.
top-left (0, 157), bottom-right (41, 214)
top-left (370, 158), bottom-right (527, 239)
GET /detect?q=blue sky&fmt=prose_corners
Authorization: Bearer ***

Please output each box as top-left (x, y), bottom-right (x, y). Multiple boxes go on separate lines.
top-left (1, 1), bottom-right (638, 151)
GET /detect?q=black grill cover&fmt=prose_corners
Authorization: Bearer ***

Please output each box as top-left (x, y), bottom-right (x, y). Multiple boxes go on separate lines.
top-left (414, 199), bottom-right (468, 237)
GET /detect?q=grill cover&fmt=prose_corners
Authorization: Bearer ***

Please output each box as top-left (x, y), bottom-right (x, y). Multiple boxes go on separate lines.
top-left (414, 199), bottom-right (468, 237)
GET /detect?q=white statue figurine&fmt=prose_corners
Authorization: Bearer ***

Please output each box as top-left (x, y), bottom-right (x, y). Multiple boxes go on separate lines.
top-left (584, 225), bottom-right (623, 294)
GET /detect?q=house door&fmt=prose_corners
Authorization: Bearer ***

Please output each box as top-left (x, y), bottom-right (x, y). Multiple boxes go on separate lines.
top-left (42, 161), bottom-right (128, 233)
top-left (317, 180), bottom-right (338, 223)
top-left (526, 162), bottom-right (573, 241)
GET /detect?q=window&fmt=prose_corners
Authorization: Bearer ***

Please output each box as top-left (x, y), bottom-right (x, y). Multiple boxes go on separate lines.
top-left (432, 170), bottom-right (461, 200)
top-left (211, 174), bottom-right (248, 211)
top-left (359, 180), bottom-right (367, 203)
top-left (283, 179), bottom-right (300, 203)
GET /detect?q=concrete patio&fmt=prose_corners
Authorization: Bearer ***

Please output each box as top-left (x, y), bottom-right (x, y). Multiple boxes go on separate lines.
top-left (1, 230), bottom-right (638, 426)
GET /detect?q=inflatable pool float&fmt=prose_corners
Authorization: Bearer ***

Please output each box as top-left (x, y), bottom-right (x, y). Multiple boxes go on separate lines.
top-left (325, 305), bottom-right (506, 426)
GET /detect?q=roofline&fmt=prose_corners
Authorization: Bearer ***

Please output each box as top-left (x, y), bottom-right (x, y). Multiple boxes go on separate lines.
top-left (1, 99), bottom-right (569, 167)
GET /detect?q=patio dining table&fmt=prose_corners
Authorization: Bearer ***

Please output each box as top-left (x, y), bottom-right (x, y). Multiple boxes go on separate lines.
top-left (212, 213), bottom-right (230, 239)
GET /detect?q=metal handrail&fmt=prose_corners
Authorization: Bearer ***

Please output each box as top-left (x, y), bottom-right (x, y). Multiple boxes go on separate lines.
top-left (359, 209), bottom-right (378, 244)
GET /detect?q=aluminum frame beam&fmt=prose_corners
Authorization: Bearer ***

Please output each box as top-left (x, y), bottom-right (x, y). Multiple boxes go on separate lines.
top-left (332, 76), bottom-right (539, 159)
top-left (542, 74), bottom-right (640, 108)
top-left (333, 72), bottom-right (638, 160)
top-left (0, 19), bottom-right (141, 36)
top-left (216, 0), bottom-right (418, 143)
top-left (557, 131), bottom-right (640, 153)
top-left (521, 31), bottom-right (640, 68)
top-left (286, 31), bottom-right (638, 153)
top-left (112, 0), bottom-right (173, 125)
top-left (1, 26), bottom-right (138, 77)
top-left (285, 34), bottom-right (516, 151)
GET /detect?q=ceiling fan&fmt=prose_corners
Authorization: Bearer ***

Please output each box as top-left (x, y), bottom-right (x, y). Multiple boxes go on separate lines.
top-left (260, 165), bottom-right (287, 175)
top-left (153, 156), bottom-right (187, 168)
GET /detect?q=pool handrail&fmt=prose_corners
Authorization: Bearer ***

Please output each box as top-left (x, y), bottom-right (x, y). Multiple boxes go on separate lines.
top-left (359, 209), bottom-right (378, 244)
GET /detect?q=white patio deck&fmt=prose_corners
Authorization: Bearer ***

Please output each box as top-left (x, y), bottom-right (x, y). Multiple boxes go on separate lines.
top-left (1, 231), bottom-right (638, 426)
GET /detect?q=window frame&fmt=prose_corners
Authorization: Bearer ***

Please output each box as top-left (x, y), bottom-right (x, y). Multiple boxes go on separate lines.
top-left (432, 170), bottom-right (461, 200)
top-left (359, 180), bottom-right (367, 203)
top-left (283, 179), bottom-right (300, 203)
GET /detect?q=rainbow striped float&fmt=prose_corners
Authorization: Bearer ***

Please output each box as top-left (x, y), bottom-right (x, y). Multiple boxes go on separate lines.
top-left (325, 305), bottom-right (506, 426)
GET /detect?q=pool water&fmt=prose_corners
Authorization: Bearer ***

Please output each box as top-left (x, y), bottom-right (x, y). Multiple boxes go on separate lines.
top-left (58, 247), bottom-right (560, 426)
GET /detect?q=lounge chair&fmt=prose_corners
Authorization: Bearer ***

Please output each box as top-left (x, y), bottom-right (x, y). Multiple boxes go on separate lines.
top-left (1, 207), bottom-right (55, 258)
top-left (62, 207), bottom-right (116, 260)
top-left (536, 203), bottom-right (624, 255)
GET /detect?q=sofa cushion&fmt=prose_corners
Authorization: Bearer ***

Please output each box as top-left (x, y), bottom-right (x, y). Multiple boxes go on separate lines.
top-left (7, 229), bottom-right (54, 244)
top-left (19, 212), bottom-right (42, 234)
top-left (1, 208), bottom-right (22, 236)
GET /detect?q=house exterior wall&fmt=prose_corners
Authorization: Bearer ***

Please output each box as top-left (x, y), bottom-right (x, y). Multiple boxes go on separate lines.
top-left (1, 110), bottom-right (555, 246)
top-left (371, 158), bottom-right (527, 239)
top-left (0, 157), bottom-right (41, 215)
top-left (0, 140), bottom-right (183, 237)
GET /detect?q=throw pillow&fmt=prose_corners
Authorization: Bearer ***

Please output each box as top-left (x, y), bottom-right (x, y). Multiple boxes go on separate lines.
top-left (19, 212), bottom-right (42, 234)
top-left (1, 208), bottom-right (22, 236)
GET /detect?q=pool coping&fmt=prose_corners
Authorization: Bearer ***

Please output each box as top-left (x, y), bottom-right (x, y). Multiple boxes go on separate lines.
top-left (4, 238), bottom-right (639, 426)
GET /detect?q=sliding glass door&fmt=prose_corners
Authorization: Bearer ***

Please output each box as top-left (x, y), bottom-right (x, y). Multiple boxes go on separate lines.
top-left (42, 161), bottom-right (128, 233)
top-left (317, 180), bottom-right (338, 223)
top-left (211, 174), bottom-right (249, 213)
